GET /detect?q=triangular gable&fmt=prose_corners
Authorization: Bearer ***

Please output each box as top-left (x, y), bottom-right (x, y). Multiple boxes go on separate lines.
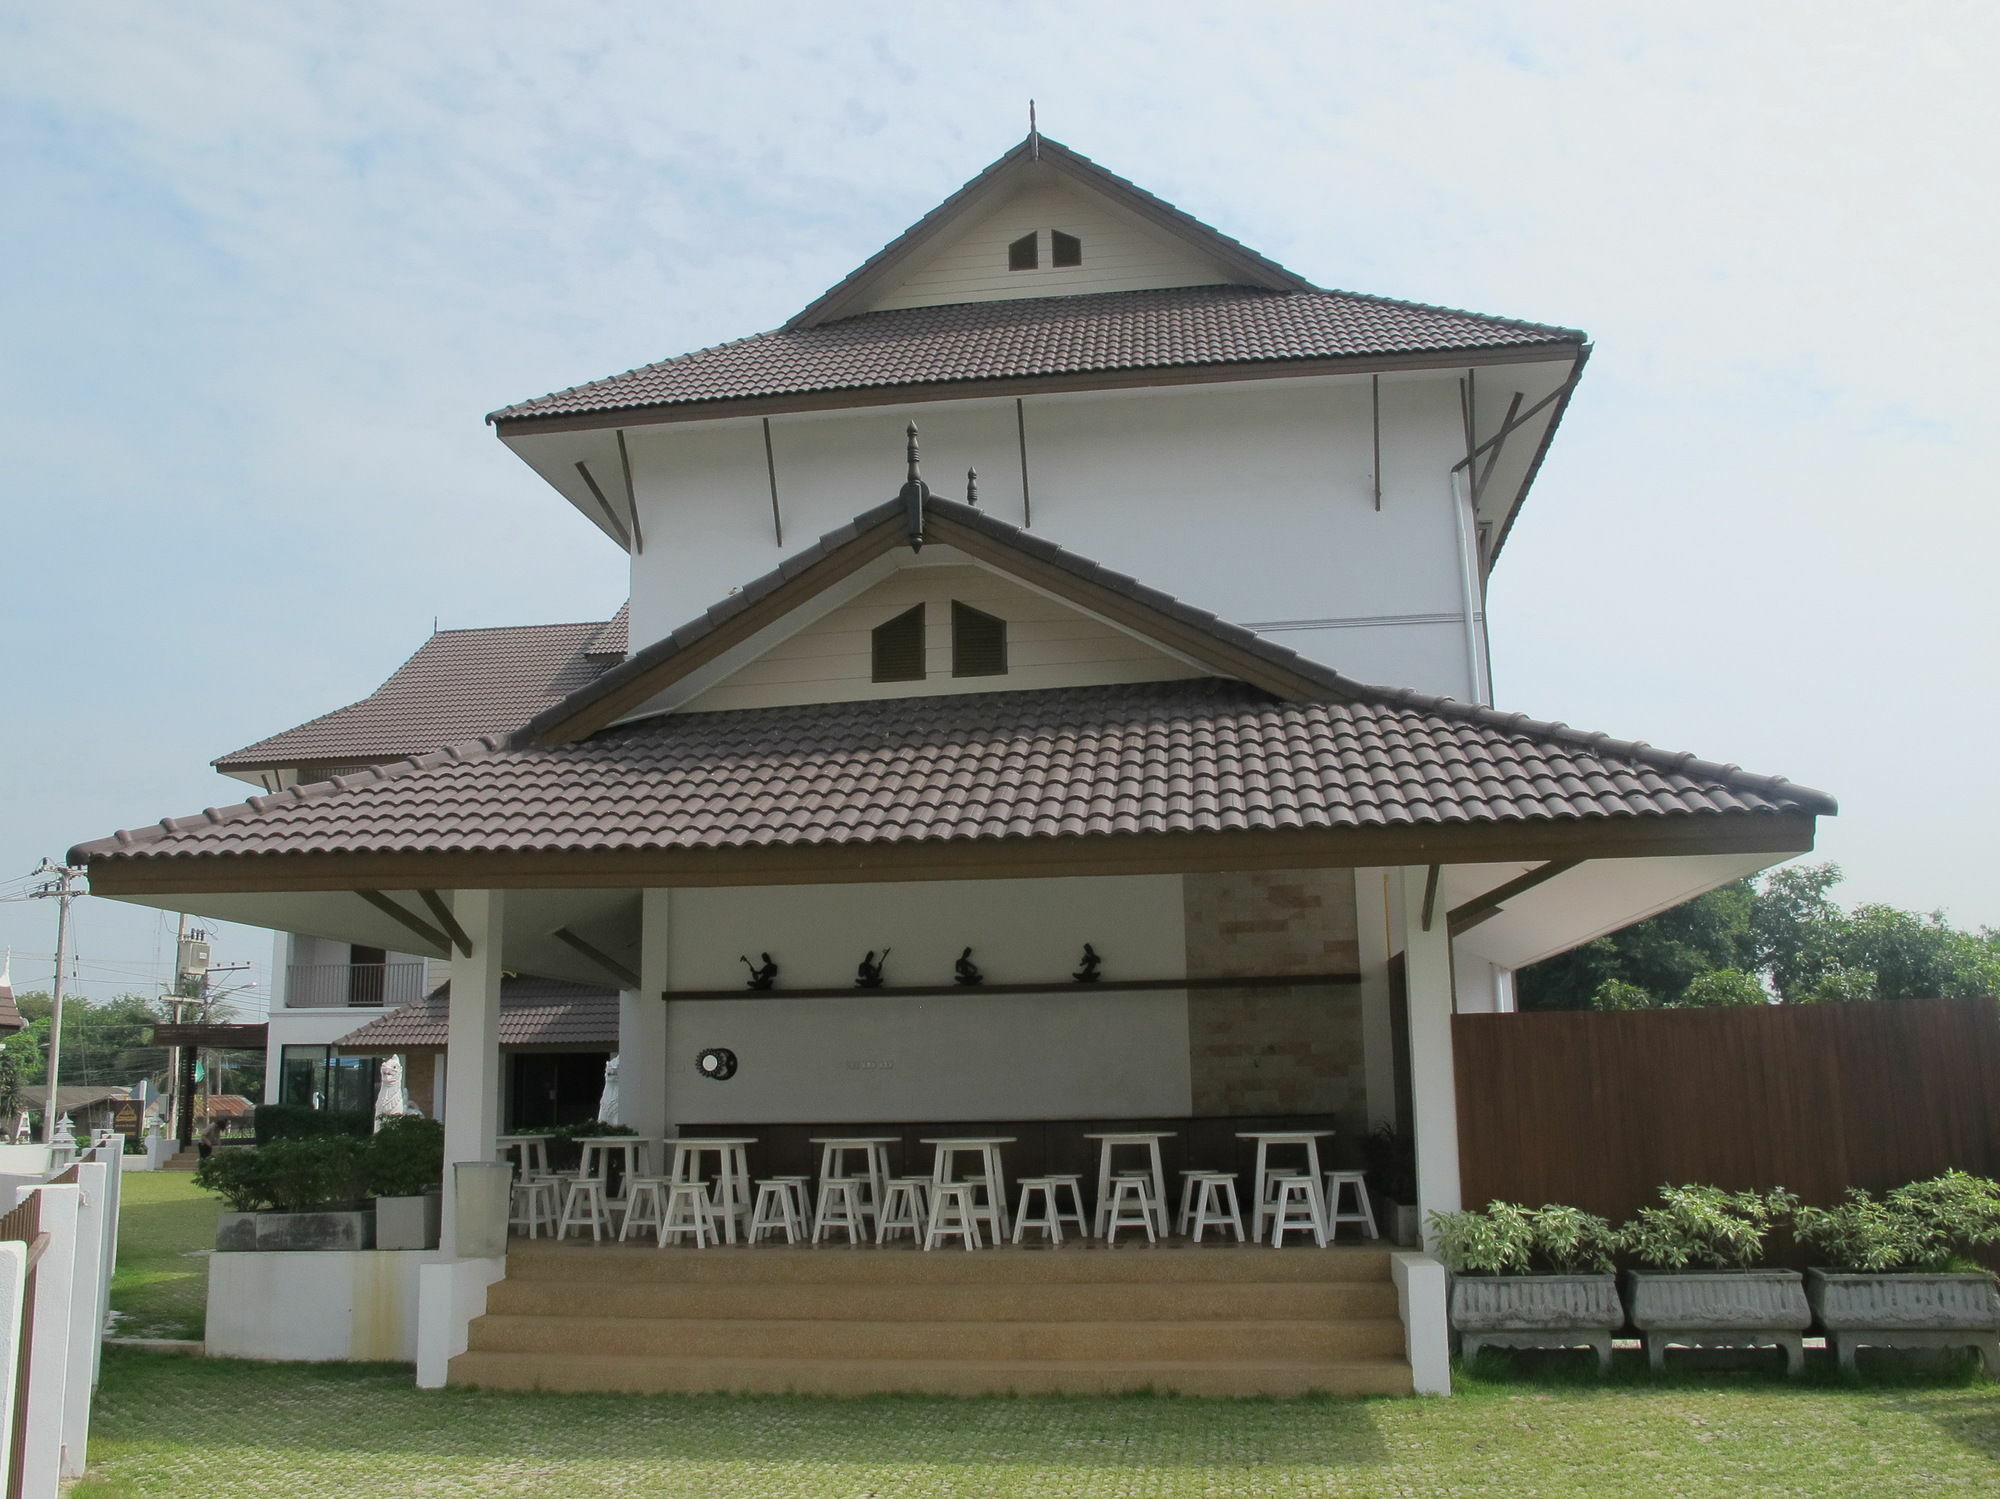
top-left (522, 494), bottom-right (1357, 746)
top-left (671, 560), bottom-right (1207, 715)
top-left (785, 134), bottom-right (1316, 331)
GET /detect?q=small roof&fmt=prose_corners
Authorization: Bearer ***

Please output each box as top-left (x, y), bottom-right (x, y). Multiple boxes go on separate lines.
top-left (336, 977), bottom-right (617, 1051)
top-left (490, 284), bottom-right (1583, 428)
top-left (0, 953), bottom-right (23, 1033)
top-left (20, 1085), bottom-right (126, 1113)
top-left (215, 617), bottom-right (623, 773)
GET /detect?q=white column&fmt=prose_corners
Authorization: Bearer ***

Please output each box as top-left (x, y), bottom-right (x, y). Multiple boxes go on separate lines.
top-left (260, 931), bottom-right (295, 1106)
top-left (1354, 867), bottom-right (1398, 1129)
top-left (618, 889), bottom-right (672, 1160)
top-left (441, 889), bottom-right (505, 1256)
top-left (1398, 866), bottom-right (1462, 1239)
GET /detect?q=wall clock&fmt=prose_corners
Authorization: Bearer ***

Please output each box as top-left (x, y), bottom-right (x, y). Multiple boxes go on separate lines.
top-left (696, 1047), bottom-right (738, 1081)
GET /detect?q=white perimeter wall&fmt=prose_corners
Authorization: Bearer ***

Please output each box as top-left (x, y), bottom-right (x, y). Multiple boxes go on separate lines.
top-left (659, 876), bottom-right (1191, 1125)
top-left (619, 371), bottom-right (1482, 698)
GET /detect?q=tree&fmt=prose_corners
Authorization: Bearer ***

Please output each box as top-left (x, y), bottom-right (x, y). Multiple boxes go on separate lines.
top-left (1521, 863), bottom-right (1997, 1011)
top-left (3, 991), bottom-right (172, 1090)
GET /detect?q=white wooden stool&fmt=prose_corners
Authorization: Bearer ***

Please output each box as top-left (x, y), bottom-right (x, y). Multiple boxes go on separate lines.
top-left (813, 1177), bottom-right (868, 1244)
top-left (769, 1175), bottom-right (813, 1233)
top-left (619, 1177), bottom-right (671, 1242)
top-left (1187, 1172), bottom-right (1246, 1243)
top-left (1322, 1170), bottom-right (1380, 1241)
top-left (924, 1181), bottom-right (982, 1250)
top-left (658, 1182), bottom-right (716, 1247)
top-left (559, 1177), bottom-right (614, 1242)
top-left (1254, 1167), bottom-right (1304, 1240)
top-left (1177, 1169), bottom-right (1227, 1235)
top-left (1012, 1177), bottom-right (1067, 1245)
top-left (1103, 1175), bottom-right (1158, 1245)
top-left (749, 1179), bottom-right (805, 1243)
top-left (876, 1177), bottom-right (930, 1244)
top-left (509, 1176), bottom-right (561, 1239)
top-left (1042, 1174), bottom-right (1090, 1239)
top-left (1268, 1176), bottom-right (1326, 1248)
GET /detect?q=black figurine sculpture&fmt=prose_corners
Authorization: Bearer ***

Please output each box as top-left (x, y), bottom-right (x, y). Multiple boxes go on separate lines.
top-left (739, 952), bottom-right (778, 990)
top-left (954, 947), bottom-right (984, 986)
top-left (855, 949), bottom-right (890, 988)
top-left (1072, 943), bottom-right (1103, 983)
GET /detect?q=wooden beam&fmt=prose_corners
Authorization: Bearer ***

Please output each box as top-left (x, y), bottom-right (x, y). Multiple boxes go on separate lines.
top-left (572, 461), bottom-right (632, 549)
top-left (354, 890), bottom-right (451, 955)
top-left (416, 889), bottom-right (474, 956)
top-left (1446, 858), bottom-right (1584, 937)
top-left (616, 429), bottom-right (644, 554)
top-left (662, 971), bottom-right (1360, 1003)
top-left (1472, 390), bottom-right (1524, 508)
top-left (1420, 864), bottom-right (1441, 932)
top-left (551, 926), bottom-right (640, 989)
top-left (1450, 376), bottom-right (1577, 473)
top-left (82, 812), bottom-right (1821, 898)
top-left (761, 417), bottom-right (784, 547)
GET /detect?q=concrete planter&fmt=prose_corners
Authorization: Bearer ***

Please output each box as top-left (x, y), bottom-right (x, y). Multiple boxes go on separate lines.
top-left (1451, 1273), bottom-right (1621, 1372)
top-left (374, 1193), bottom-right (442, 1251)
top-left (1806, 1268), bottom-right (2000, 1373)
top-left (216, 1208), bottom-right (376, 1253)
top-left (1625, 1269), bottom-right (1811, 1374)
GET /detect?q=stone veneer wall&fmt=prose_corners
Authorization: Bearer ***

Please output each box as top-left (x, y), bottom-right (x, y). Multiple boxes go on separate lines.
top-left (1183, 869), bottom-right (1365, 1126)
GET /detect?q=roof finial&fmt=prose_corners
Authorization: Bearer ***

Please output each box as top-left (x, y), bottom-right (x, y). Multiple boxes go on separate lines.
top-left (1028, 99), bottom-right (1040, 159)
top-left (966, 467), bottom-right (979, 507)
top-left (896, 423), bottom-right (928, 551)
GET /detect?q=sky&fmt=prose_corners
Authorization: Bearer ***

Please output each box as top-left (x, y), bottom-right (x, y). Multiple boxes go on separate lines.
top-left (2, 1), bottom-right (1995, 1011)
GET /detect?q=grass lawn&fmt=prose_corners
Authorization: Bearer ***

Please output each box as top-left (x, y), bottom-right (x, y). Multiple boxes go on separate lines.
top-left (107, 1171), bottom-right (216, 1341)
top-left (88, 1175), bottom-right (1997, 1496)
top-left (77, 1347), bottom-right (2000, 1498)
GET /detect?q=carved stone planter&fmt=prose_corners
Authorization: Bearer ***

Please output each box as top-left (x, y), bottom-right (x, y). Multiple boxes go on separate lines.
top-left (1806, 1269), bottom-right (2000, 1373)
top-left (216, 1208), bottom-right (376, 1253)
top-left (374, 1192), bottom-right (442, 1251)
top-left (1624, 1270), bottom-right (1811, 1374)
top-left (1451, 1273), bottom-right (1621, 1372)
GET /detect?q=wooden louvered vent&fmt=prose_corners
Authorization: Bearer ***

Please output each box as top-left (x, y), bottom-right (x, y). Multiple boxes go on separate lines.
top-left (952, 601), bottom-right (1007, 678)
top-left (871, 604), bottom-right (926, 683)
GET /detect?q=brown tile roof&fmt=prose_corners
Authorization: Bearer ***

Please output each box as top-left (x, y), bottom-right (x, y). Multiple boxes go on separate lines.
top-left (336, 977), bottom-right (617, 1051)
top-left (74, 675), bottom-right (1832, 867)
top-left (215, 618), bottom-right (623, 771)
top-left (489, 285), bottom-right (1585, 426)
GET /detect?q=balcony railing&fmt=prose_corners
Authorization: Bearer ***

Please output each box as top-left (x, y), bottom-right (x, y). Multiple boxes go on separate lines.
top-left (285, 962), bottom-right (427, 1009)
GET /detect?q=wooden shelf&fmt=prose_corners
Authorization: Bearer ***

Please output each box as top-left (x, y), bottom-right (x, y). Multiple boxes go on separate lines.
top-left (659, 972), bottom-right (1359, 1003)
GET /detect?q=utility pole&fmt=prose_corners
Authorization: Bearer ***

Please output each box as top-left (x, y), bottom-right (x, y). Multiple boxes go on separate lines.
top-left (27, 860), bottom-right (84, 1146)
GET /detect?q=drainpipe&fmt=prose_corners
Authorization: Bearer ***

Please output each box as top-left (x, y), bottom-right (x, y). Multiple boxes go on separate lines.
top-left (1449, 469), bottom-right (1490, 705)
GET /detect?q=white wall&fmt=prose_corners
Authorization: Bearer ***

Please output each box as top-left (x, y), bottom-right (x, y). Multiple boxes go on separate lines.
top-left (656, 875), bottom-right (1189, 1125)
top-left (679, 562), bottom-right (1201, 713)
top-left (865, 179), bottom-right (1230, 311)
top-left (622, 370), bottom-right (1491, 700)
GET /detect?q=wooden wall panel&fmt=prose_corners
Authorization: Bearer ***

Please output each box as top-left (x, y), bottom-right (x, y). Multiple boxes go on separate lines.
top-left (1454, 998), bottom-right (2000, 1256)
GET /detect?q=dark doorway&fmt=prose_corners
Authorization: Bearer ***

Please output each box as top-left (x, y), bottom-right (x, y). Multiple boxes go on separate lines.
top-left (508, 1052), bottom-right (610, 1131)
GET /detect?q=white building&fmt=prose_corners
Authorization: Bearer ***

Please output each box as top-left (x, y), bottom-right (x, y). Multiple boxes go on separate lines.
top-left (72, 132), bottom-right (1832, 1396)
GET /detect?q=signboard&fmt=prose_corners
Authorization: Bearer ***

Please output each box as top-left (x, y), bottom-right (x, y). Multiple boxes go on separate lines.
top-left (111, 1100), bottom-right (142, 1138)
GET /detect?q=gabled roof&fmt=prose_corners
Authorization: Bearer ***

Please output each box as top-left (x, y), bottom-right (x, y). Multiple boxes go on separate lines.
top-left (214, 616), bottom-right (624, 772)
top-left (784, 133), bottom-right (1317, 330)
top-left (337, 976), bottom-right (616, 1051)
top-left (71, 489), bottom-right (1833, 881)
top-left (489, 285), bottom-right (1584, 429)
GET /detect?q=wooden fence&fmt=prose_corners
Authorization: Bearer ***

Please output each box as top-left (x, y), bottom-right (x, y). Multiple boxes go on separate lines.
top-left (1454, 996), bottom-right (2000, 1235)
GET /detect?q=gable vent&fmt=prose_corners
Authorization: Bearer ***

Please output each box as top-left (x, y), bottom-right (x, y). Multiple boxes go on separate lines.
top-left (952, 601), bottom-right (1008, 678)
top-left (871, 604), bottom-right (926, 683)
top-left (1007, 232), bottom-right (1038, 272)
top-left (1051, 230), bottom-right (1082, 267)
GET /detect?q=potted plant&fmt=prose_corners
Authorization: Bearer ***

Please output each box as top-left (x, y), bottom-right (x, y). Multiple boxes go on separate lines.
top-left (1794, 1170), bottom-right (2000, 1373)
top-left (1361, 1124), bottom-right (1419, 1246)
top-left (368, 1116), bottom-right (445, 1251)
top-left (1620, 1184), bottom-right (1809, 1374)
top-left (1431, 1201), bottom-right (1623, 1372)
top-left (199, 1135), bottom-right (375, 1251)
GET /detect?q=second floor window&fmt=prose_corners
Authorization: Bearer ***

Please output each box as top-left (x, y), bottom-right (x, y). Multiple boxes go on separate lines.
top-left (952, 602), bottom-right (1007, 677)
top-left (1007, 230), bottom-right (1083, 272)
top-left (871, 604), bottom-right (926, 683)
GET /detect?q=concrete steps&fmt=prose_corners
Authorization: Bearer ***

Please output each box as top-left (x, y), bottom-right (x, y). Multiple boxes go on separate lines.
top-left (162, 1149), bottom-right (201, 1172)
top-left (450, 1241), bottom-right (1412, 1397)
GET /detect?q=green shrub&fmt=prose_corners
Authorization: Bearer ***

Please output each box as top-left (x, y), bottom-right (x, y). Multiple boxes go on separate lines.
top-left (1795, 1170), bottom-right (2000, 1273)
top-left (252, 1103), bottom-right (372, 1144)
top-left (366, 1116), bottom-right (444, 1198)
top-left (194, 1136), bottom-right (370, 1213)
top-left (1619, 1184), bottom-right (1798, 1270)
top-left (1428, 1201), bottom-right (1619, 1275)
